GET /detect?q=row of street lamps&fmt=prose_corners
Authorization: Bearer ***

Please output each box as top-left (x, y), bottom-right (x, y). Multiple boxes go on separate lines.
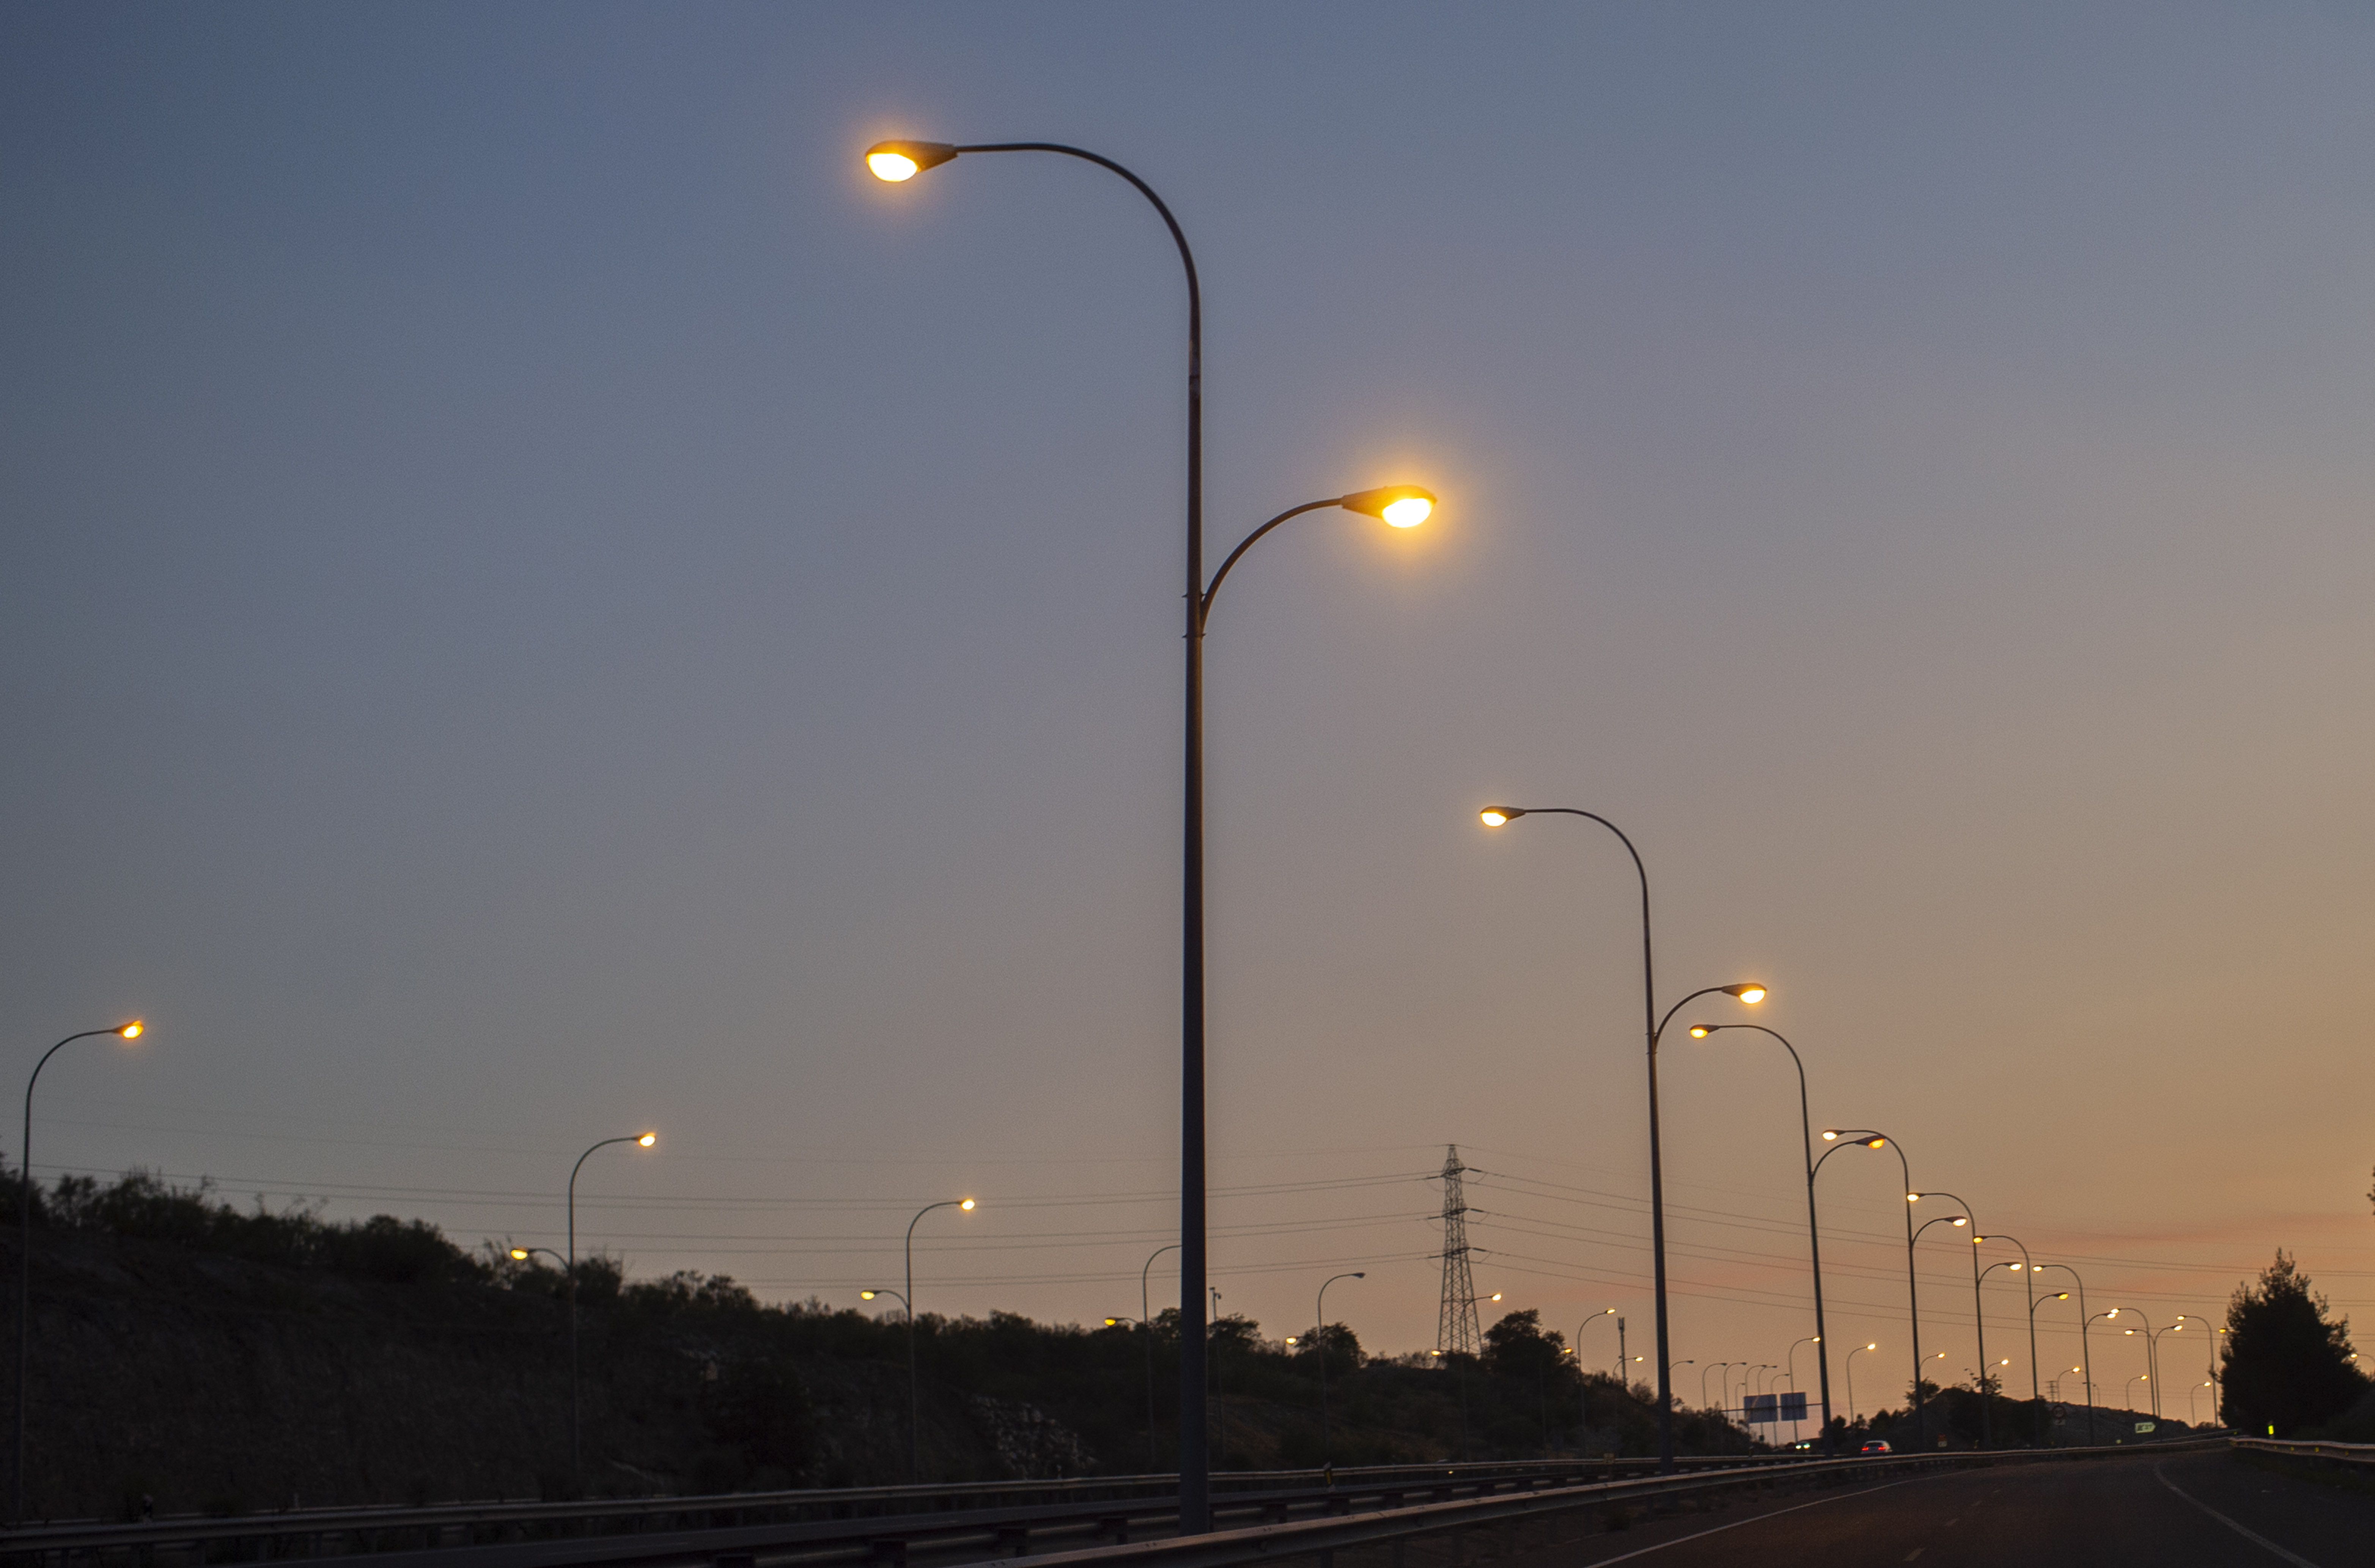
top-left (863, 129), bottom-right (2185, 1506)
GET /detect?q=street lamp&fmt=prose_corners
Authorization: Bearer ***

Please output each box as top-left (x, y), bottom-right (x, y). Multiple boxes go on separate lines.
top-left (2125, 1313), bottom-right (2191, 1422)
top-left (1479, 801), bottom-right (1765, 1472)
top-left (1815, 1130), bottom-right (1927, 1451)
top-left (559, 1132), bottom-right (655, 1489)
top-left (868, 134), bottom-right (1434, 1534)
top-left (1845, 1343), bottom-right (1878, 1424)
top-left (1313, 1271), bottom-right (1364, 1475)
top-left (1138, 1244), bottom-right (1178, 1472)
top-left (1975, 1231), bottom-right (2040, 1443)
top-left (1700, 1362), bottom-right (1732, 1412)
top-left (2036, 1264), bottom-right (2097, 1445)
top-left (1576, 1309), bottom-right (1616, 1433)
top-left (1784, 1335), bottom-right (1820, 1446)
top-left (1909, 1191), bottom-right (1990, 1449)
top-left (14, 1020), bottom-right (144, 1520)
top-left (2024, 1291), bottom-right (2071, 1446)
top-left (1685, 1023), bottom-right (1836, 1452)
top-left (2085, 1307), bottom-right (2123, 1439)
top-left (886, 1198), bottom-right (975, 1482)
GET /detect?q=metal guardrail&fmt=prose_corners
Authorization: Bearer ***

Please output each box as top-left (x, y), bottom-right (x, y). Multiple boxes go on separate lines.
top-left (0, 1441), bottom-right (2226, 1568)
top-left (2231, 1435), bottom-right (2375, 1466)
top-left (956, 1439), bottom-right (2233, 1568)
top-left (945, 1455), bottom-right (1951, 1568)
top-left (0, 1455), bottom-right (1788, 1563)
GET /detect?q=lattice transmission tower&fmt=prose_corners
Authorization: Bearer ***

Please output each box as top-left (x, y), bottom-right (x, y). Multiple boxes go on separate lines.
top-left (1435, 1144), bottom-right (1483, 1358)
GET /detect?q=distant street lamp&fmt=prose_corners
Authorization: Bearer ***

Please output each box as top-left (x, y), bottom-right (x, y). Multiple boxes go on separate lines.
top-left (1784, 1335), bottom-right (1820, 1446)
top-left (1313, 1271), bottom-right (1364, 1475)
top-left (1909, 1191), bottom-right (1991, 1448)
top-left (2037, 1264), bottom-right (2097, 1445)
top-left (1817, 1131), bottom-right (1927, 1450)
top-left (1576, 1309), bottom-right (1617, 1431)
top-left (1975, 1231), bottom-right (2040, 1442)
top-left (1845, 1343), bottom-right (1878, 1424)
top-left (1481, 799), bottom-right (1765, 1473)
top-left (1139, 1244), bottom-right (1177, 1471)
top-left (1685, 1023), bottom-right (1837, 1452)
top-left (562, 1132), bottom-right (655, 1489)
top-left (2085, 1307), bottom-right (2125, 1438)
top-left (867, 131), bottom-right (1436, 1537)
top-left (2026, 1291), bottom-right (2071, 1445)
top-left (1701, 1362), bottom-right (1731, 1411)
top-left (14, 1020), bottom-right (143, 1521)
top-left (2126, 1313), bottom-right (2194, 1422)
top-left (875, 1198), bottom-right (975, 1482)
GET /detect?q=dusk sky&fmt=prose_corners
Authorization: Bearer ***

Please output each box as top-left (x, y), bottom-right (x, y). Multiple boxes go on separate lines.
top-left (5, 3), bottom-right (2370, 1422)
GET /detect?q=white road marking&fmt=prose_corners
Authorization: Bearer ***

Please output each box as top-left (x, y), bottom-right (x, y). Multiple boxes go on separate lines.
top-left (1904, 1551), bottom-right (1924, 1562)
top-left (1571, 1475), bottom-right (1938, 1565)
top-left (2153, 1463), bottom-right (2323, 1568)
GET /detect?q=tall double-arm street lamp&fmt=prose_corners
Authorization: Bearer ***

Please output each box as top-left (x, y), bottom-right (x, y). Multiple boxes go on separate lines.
top-left (1312, 1271), bottom-right (1364, 1474)
top-left (1477, 804), bottom-right (1765, 1471)
top-left (868, 137), bottom-right (1434, 1535)
top-left (14, 1020), bottom-right (144, 1521)
top-left (1684, 1023), bottom-right (1835, 1451)
top-left (1909, 1191), bottom-right (1989, 1448)
top-left (564, 1132), bottom-right (656, 1489)
top-left (1816, 1130), bottom-right (1925, 1451)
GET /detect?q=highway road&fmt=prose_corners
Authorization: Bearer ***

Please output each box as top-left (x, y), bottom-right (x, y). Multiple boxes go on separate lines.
top-left (1500, 1450), bottom-right (2371, 1568)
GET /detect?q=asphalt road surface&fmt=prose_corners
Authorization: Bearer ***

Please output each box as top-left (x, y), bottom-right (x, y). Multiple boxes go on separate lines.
top-left (1500, 1449), bottom-right (2372, 1568)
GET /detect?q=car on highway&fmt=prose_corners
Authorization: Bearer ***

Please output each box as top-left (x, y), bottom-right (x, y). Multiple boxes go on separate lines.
top-left (1859, 1439), bottom-right (1893, 1454)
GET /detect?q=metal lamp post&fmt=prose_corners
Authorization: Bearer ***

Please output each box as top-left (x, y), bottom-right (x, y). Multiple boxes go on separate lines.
top-left (1816, 1131), bottom-right (1925, 1450)
top-left (891, 1198), bottom-right (975, 1482)
top-left (1909, 1191), bottom-right (1991, 1448)
top-left (1684, 1023), bottom-right (1836, 1451)
top-left (1975, 1231), bottom-right (2039, 1442)
top-left (14, 1020), bottom-right (143, 1521)
top-left (1910, 1202), bottom-right (1981, 1447)
top-left (1845, 1342), bottom-right (1877, 1425)
top-left (2036, 1264), bottom-right (2095, 1445)
top-left (565, 1132), bottom-right (655, 1491)
top-left (2084, 1307), bottom-right (2124, 1438)
top-left (1576, 1309), bottom-right (1616, 1433)
top-left (868, 136), bottom-right (1436, 1534)
top-left (1784, 1335), bottom-right (1820, 1446)
top-left (1141, 1244), bottom-right (1177, 1471)
top-left (1480, 798), bottom-right (1766, 1473)
top-left (1313, 1271), bottom-right (1363, 1475)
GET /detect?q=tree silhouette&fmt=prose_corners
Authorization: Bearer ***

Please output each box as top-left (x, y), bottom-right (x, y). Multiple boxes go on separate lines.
top-left (2221, 1250), bottom-right (2367, 1436)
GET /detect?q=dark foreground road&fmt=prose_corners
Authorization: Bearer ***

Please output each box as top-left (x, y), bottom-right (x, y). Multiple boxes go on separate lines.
top-left (1484, 1449), bottom-right (2372, 1568)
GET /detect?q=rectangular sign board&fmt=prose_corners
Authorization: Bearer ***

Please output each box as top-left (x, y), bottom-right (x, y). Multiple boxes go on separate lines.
top-left (2134, 1421), bottom-right (2155, 1433)
top-left (1743, 1394), bottom-right (1777, 1423)
top-left (1780, 1391), bottom-right (1807, 1422)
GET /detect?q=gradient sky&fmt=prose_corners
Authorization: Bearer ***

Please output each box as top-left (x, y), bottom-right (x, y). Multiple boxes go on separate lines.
top-left (5, 3), bottom-right (2371, 1423)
